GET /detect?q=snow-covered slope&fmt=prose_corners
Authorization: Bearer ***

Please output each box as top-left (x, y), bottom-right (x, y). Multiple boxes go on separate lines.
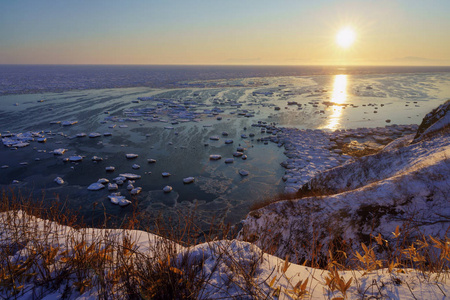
top-left (239, 101), bottom-right (450, 262)
top-left (1, 211), bottom-right (448, 299)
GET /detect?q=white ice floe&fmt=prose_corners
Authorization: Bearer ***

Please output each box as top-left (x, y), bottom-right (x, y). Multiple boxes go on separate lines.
top-left (107, 183), bottom-right (118, 191)
top-left (163, 185), bottom-right (173, 193)
top-left (53, 148), bottom-right (67, 155)
top-left (114, 176), bottom-right (126, 182)
top-left (209, 155), bottom-right (222, 160)
top-left (147, 159), bottom-right (156, 163)
top-left (127, 183), bottom-right (134, 191)
top-left (126, 153), bottom-right (138, 159)
top-left (89, 132), bottom-right (101, 138)
top-left (242, 155), bottom-right (247, 160)
top-left (233, 152), bottom-right (243, 157)
top-left (162, 172), bottom-right (171, 177)
top-left (37, 137), bottom-right (47, 143)
top-left (183, 177), bottom-right (195, 184)
top-left (130, 187), bottom-right (142, 195)
top-left (119, 173), bottom-right (141, 180)
top-left (224, 158), bottom-right (234, 164)
top-left (239, 170), bottom-right (249, 176)
top-left (12, 142), bottom-right (29, 148)
top-left (236, 146), bottom-right (245, 152)
top-left (105, 166), bottom-right (115, 172)
top-left (107, 193), bottom-right (131, 206)
top-left (54, 177), bottom-right (64, 185)
top-left (97, 178), bottom-right (110, 184)
top-left (2, 132), bottom-right (38, 148)
top-left (76, 133), bottom-right (86, 138)
top-left (132, 164), bottom-right (140, 169)
top-left (61, 121), bottom-right (78, 126)
top-left (92, 156), bottom-right (103, 161)
top-left (119, 198), bottom-right (132, 207)
top-left (108, 193), bottom-right (122, 204)
top-left (87, 182), bottom-right (105, 191)
top-left (69, 155), bottom-right (83, 162)
top-left (209, 136), bottom-right (220, 140)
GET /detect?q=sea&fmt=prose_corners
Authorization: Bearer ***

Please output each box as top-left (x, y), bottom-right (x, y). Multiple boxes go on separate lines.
top-left (1, 65), bottom-right (449, 231)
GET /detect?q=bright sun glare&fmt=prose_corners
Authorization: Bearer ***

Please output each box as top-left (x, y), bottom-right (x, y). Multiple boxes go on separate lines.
top-left (336, 27), bottom-right (356, 49)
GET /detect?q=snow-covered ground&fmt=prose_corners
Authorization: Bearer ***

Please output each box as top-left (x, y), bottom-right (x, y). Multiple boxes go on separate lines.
top-left (1, 210), bottom-right (448, 299)
top-left (239, 101), bottom-right (450, 264)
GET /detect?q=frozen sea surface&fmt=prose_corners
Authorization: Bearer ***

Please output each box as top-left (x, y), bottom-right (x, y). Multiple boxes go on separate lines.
top-left (1, 69), bottom-right (449, 229)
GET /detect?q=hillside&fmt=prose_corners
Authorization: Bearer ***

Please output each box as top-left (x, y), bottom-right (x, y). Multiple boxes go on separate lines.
top-left (239, 100), bottom-right (450, 263)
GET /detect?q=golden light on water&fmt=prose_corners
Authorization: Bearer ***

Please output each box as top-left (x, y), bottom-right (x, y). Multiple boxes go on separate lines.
top-left (325, 74), bottom-right (348, 130)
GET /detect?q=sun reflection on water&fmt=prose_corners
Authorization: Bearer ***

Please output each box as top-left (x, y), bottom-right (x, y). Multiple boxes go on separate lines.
top-left (324, 74), bottom-right (348, 130)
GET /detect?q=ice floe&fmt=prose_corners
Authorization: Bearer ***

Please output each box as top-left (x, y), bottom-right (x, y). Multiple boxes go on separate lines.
top-left (119, 173), bottom-right (141, 180)
top-left (183, 177), bottom-right (195, 184)
top-left (61, 121), bottom-right (78, 126)
top-left (89, 132), bottom-right (101, 138)
top-left (87, 182), bottom-right (105, 191)
top-left (108, 183), bottom-right (118, 191)
top-left (54, 177), bottom-right (64, 185)
top-left (163, 185), bottom-right (173, 193)
top-left (107, 193), bottom-right (131, 206)
top-left (97, 178), bottom-right (110, 184)
top-left (53, 148), bottom-right (67, 155)
top-left (239, 170), bottom-right (249, 176)
top-left (224, 158), bottom-right (234, 164)
top-left (68, 155), bottom-right (83, 162)
top-left (105, 166), bottom-right (115, 172)
top-left (130, 187), bottom-right (142, 195)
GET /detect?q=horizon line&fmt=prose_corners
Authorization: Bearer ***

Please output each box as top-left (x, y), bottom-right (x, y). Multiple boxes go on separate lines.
top-left (1, 63), bottom-right (450, 68)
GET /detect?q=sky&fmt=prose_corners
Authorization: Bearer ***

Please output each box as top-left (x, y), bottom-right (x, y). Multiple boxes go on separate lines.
top-left (1, 0), bottom-right (449, 66)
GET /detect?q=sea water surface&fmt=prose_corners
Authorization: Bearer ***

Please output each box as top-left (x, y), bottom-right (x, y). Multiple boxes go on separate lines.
top-left (1, 65), bottom-right (449, 229)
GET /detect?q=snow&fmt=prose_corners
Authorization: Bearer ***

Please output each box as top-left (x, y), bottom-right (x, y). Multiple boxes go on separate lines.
top-left (0, 211), bottom-right (448, 299)
top-left (239, 101), bottom-right (450, 262)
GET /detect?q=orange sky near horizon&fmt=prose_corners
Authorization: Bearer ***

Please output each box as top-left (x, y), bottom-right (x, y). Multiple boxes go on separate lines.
top-left (1, 0), bottom-right (449, 66)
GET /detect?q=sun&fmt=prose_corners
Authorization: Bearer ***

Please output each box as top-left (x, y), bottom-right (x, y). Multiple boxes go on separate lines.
top-left (336, 27), bottom-right (356, 49)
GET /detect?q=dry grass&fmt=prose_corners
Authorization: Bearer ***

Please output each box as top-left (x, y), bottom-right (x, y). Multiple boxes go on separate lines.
top-left (0, 190), bottom-right (449, 299)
